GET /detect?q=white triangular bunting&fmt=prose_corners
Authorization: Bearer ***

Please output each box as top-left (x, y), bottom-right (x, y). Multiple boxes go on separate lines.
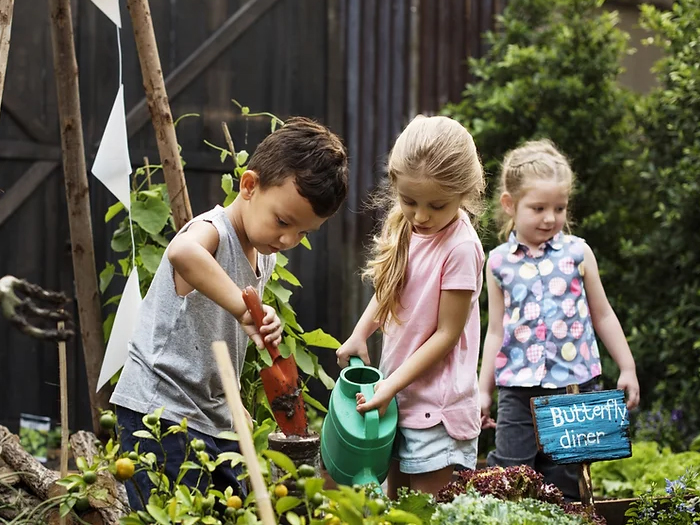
top-left (92, 85), bottom-right (131, 210)
top-left (97, 269), bottom-right (142, 391)
top-left (90, 0), bottom-right (121, 28)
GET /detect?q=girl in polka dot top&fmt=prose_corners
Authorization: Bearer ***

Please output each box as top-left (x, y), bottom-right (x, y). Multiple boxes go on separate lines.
top-left (478, 139), bottom-right (640, 500)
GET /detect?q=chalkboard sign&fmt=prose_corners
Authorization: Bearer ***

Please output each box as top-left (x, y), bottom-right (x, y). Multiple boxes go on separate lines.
top-left (531, 389), bottom-right (632, 465)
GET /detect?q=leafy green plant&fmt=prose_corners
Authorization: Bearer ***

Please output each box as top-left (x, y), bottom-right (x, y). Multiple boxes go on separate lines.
top-left (625, 469), bottom-right (699, 525)
top-left (614, 0), bottom-right (700, 442)
top-left (591, 442), bottom-right (700, 498)
top-left (432, 489), bottom-right (589, 525)
top-left (55, 408), bottom-right (423, 525)
top-left (99, 105), bottom-right (339, 425)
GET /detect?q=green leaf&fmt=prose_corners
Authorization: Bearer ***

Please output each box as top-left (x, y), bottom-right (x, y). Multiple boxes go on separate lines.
top-left (236, 150), bottom-right (249, 166)
top-left (221, 174), bottom-right (234, 195)
top-left (300, 236), bottom-right (312, 249)
top-left (131, 196), bottom-right (171, 235)
top-left (278, 302), bottom-right (302, 331)
top-left (105, 201), bottom-right (125, 222)
top-left (216, 451), bottom-right (244, 468)
top-left (266, 280), bottom-right (292, 303)
top-left (139, 245), bottom-right (165, 274)
top-left (146, 503), bottom-right (172, 525)
top-left (111, 225), bottom-right (132, 252)
top-left (133, 430), bottom-right (156, 440)
top-left (276, 253), bottom-right (289, 267)
top-left (318, 366), bottom-right (336, 389)
top-left (276, 265), bottom-right (301, 287)
top-left (262, 449), bottom-right (298, 477)
top-left (276, 496), bottom-right (302, 514)
top-left (294, 348), bottom-right (316, 376)
top-left (99, 263), bottom-right (115, 293)
top-left (337, 500), bottom-right (364, 525)
top-left (103, 312), bottom-right (116, 343)
top-left (285, 511), bottom-right (301, 525)
top-left (150, 232), bottom-right (170, 248)
top-left (384, 509), bottom-right (423, 524)
top-left (75, 456), bottom-right (88, 471)
top-left (304, 477), bottom-right (324, 498)
top-left (147, 471), bottom-right (170, 492)
top-left (303, 391), bottom-right (328, 413)
top-left (217, 431), bottom-right (239, 441)
top-left (302, 329), bottom-right (341, 349)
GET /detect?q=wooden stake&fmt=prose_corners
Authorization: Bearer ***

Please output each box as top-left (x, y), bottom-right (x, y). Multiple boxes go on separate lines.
top-left (212, 342), bottom-right (276, 525)
top-left (57, 321), bottom-right (68, 479)
top-left (566, 384), bottom-right (594, 507)
top-left (48, 0), bottom-right (110, 435)
top-left (126, 0), bottom-right (192, 231)
top-left (0, 0), bottom-right (14, 118)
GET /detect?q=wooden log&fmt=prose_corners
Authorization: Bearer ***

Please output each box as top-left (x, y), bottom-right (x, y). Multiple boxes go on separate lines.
top-left (0, 484), bottom-right (43, 521)
top-left (48, 0), bottom-right (110, 435)
top-left (126, 0), bottom-right (193, 231)
top-left (0, 425), bottom-right (59, 500)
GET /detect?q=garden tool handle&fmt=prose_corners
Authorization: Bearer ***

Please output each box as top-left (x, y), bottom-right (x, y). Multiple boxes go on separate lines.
top-left (241, 286), bottom-right (280, 360)
top-left (360, 383), bottom-right (379, 440)
top-left (349, 356), bottom-right (365, 368)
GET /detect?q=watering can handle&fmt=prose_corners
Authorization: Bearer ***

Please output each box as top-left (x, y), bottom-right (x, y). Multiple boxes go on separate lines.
top-left (349, 356), bottom-right (365, 368)
top-left (360, 384), bottom-right (379, 440)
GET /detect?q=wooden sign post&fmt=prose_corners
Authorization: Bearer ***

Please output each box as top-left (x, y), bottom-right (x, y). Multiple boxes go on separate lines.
top-left (531, 386), bottom-right (632, 506)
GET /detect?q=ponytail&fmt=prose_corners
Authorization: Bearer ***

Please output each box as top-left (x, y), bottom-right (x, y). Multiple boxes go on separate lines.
top-left (363, 204), bottom-right (412, 326)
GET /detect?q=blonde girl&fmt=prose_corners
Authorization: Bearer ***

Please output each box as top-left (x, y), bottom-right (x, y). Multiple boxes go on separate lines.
top-left (478, 139), bottom-right (640, 500)
top-left (336, 115), bottom-right (485, 497)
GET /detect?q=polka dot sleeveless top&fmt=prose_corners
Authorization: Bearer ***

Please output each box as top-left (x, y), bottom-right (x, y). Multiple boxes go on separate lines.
top-left (489, 232), bottom-right (602, 388)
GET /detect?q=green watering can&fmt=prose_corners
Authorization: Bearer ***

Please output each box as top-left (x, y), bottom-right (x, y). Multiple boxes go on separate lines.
top-left (321, 356), bottom-right (398, 487)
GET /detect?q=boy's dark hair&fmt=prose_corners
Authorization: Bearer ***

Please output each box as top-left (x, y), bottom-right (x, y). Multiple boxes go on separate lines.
top-left (248, 117), bottom-right (349, 217)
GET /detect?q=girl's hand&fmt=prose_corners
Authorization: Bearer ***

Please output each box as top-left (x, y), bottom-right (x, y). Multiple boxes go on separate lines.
top-left (479, 389), bottom-right (497, 430)
top-left (240, 305), bottom-right (282, 349)
top-left (336, 335), bottom-right (370, 368)
top-left (617, 369), bottom-right (640, 410)
top-left (356, 380), bottom-right (394, 417)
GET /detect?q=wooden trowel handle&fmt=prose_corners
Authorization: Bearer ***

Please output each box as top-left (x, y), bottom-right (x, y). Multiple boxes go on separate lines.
top-left (242, 286), bottom-right (280, 359)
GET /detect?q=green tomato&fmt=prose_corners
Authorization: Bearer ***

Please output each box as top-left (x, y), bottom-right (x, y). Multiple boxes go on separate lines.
top-left (99, 413), bottom-right (116, 430)
top-left (74, 496), bottom-right (91, 512)
top-left (297, 464), bottom-right (316, 478)
top-left (82, 471), bottom-right (97, 485)
top-left (191, 438), bottom-right (207, 452)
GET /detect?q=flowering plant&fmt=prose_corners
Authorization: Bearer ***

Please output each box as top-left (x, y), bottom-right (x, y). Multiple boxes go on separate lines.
top-left (625, 469), bottom-right (699, 525)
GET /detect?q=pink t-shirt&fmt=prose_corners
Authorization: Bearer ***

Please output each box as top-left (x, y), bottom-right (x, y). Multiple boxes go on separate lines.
top-left (379, 211), bottom-right (484, 440)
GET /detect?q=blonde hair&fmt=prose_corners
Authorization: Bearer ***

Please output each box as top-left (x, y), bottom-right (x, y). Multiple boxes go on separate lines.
top-left (364, 115), bottom-right (485, 327)
top-left (497, 139), bottom-right (575, 241)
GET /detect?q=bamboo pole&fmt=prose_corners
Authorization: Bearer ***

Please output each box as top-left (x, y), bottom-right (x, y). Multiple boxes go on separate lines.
top-left (126, 0), bottom-right (192, 231)
top-left (0, 0), bottom-right (14, 119)
top-left (58, 323), bottom-right (68, 525)
top-left (48, 0), bottom-right (110, 435)
top-left (212, 342), bottom-right (276, 525)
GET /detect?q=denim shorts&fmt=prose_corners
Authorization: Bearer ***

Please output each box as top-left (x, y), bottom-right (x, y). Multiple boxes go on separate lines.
top-left (393, 423), bottom-right (477, 474)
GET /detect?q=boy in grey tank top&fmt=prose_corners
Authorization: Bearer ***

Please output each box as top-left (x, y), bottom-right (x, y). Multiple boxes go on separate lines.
top-left (110, 118), bottom-right (348, 509)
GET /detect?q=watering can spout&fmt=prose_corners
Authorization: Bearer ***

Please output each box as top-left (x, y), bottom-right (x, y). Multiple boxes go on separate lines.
top-left (352, 467), bottom-right (380, 487)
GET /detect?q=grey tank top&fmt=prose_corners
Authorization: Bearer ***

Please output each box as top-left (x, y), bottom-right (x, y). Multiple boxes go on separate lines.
top-left (110, 205), bottom-right (275, 436)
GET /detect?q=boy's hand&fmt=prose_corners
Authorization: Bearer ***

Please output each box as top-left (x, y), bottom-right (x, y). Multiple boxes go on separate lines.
top-left (479, 389), bottom-right (497, 430)
top-left (240, 305), bottom-right (282, 349)
top-left (336, 335), bottom-right (370, 368)
top-left (356, 380), bottom-right (394, 417)
top-left (617, 369), bottom-right (640, 410)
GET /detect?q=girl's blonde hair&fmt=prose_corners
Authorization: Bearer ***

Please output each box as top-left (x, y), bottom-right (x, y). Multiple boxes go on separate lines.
top-left (364, 115), bottom-right (485, 326)
top-left (497, 139), bottom-right (575, 241)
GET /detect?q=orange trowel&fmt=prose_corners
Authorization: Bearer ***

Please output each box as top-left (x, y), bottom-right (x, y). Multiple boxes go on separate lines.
top-left (241, 286), bottom-right (308, 437)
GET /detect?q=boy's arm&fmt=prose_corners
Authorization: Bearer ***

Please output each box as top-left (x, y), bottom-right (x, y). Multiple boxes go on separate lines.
top-left (583, 243), bottom-right (640, 409)
top-left (336, 295), bottom-right (381, 367)
top-left (357, 288), bottom-right (473, 415)
top-left (168, 221), bottom-right (282, 348)
top-left (478, 265), bottom-right (505, 428)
